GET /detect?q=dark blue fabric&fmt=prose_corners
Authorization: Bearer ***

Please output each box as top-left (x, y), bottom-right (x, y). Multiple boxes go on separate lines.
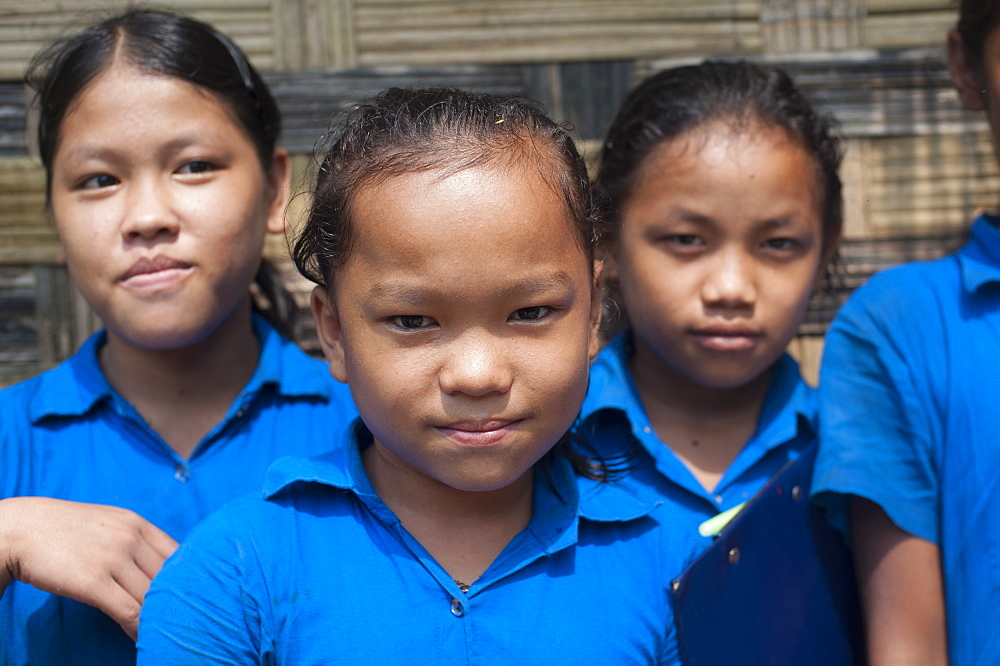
top-left (674, 441), bottom-right (863, 665)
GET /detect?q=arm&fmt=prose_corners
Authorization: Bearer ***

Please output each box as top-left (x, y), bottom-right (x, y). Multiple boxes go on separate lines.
top-left (851, 497), bottom-right (947, 666)
top-left (138, 504), bottom-right (264, 665)
top-left (0, 496), bottom-right (178, 640)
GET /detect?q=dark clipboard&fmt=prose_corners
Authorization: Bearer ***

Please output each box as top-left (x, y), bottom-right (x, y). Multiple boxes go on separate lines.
top-left (671, 442), bottom-right (865, 665)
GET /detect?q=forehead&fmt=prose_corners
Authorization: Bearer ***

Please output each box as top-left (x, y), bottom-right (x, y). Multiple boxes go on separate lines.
top-left (54, 64), bottom-right (244, 156)
top-left (631, 121), bottom-right (817, 190)
top-left (339, 160), bottom-right (588, 292)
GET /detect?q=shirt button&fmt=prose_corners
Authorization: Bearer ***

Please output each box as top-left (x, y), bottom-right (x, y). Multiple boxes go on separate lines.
top-left (714, 494), bottom-right (723, 504)
top-left (643, 426), bottom-right (652, 434)
top-left (450, 599), bottom-right (465, 617)
top-left (174, 464), bottom-right (191, 483)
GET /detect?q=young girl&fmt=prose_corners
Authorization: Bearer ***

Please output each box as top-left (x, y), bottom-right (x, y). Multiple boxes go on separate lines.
top-left (136, 87), bottom-right (679, 664)
top-left (813, 1), bottom-right (1000, 662)
top-left (576, 61), bottom-right (849, 657)
top-left (583, 58), bottom-right (842, 551)
top-left (0, 10), bottom-right (356, 665)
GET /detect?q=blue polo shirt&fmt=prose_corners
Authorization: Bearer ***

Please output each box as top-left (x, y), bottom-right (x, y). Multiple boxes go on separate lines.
top-left (137, 422), bottom-right (682, 665)
top-left (0, 316), bottom-right (358, 666)
top-left (576, 333), bottom-right (816, 547)
top-left (813, 215), bottom-right (1000, 665)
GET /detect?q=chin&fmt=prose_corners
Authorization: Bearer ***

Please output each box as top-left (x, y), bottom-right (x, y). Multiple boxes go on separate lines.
top-left (110, 320), bottom-right (215, 352)
top-left (439, 463), bottom-right (535, 494)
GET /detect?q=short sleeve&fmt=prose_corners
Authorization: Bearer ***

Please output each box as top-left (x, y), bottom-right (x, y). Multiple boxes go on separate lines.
top-left (137, 502), bottom-right (269, 664)
top-left (813, 274), bottom-right (940, 545)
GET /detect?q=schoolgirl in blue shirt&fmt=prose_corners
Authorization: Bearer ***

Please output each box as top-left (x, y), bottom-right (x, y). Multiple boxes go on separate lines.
top-left (137, 87), bottom-right (679, 664)
top-left (576, 61), bottom-right (850, 659)
top-left (581, 59), bottom-right (843, 559)
top-left (813, 1), bottom-right (1000, 662)
top-left (0, 10), bottom-right (356, 665)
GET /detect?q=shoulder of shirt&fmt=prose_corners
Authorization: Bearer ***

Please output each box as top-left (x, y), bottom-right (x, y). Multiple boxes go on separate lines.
top-left (261, 423), bottom-right (361, 500)
top-left (0, 330), bottom-right (111, 426)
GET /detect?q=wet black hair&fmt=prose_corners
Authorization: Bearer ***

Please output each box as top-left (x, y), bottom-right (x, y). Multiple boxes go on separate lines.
top-left (25, 8), bottom-right (294, 338)
top-left (292, 86), bottom-right (597, 289)
top-left (957, 0), bottom-right (1000, 64)
top-left (596, 60), bottom-right (843, 259)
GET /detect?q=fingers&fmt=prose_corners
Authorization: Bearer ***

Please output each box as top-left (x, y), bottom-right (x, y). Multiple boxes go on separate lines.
top-left (142, 521), bottom-right (180, 564)
top-left (92, 577), bottom-right (144, 641)
top-left (0, 497), bottom-right (180, 641)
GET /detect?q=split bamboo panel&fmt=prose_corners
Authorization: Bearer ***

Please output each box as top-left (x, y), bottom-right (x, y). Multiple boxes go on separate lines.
top-left (0, 1), bottom-right (278, 80)
top-left (759, 0), bottom-right (865, 52)
top-left (863, 132), bottom-right (999, 235)
top-left (0, 156), bottom-right (53, 264)
top-left (864, 0), bottom-right (954, 49)
top-left (351, 0), bottom-right (762, 65)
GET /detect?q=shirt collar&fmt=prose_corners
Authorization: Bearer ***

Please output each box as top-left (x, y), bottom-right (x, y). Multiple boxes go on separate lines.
top-left (754, 353), bottom-right (816, 447)
top-left (958, 214), bottom-right (1000, 293)
top-left (579, 331), bottom-right (815, 454)
top-left (247, 314), bottom-right (335, 400)
top-left (29, 329), bottom-right (113, 423)
top-left (579, 332), bottom-right (644, 420)
top-left (28, 315), bottom-right (331, 424)
top-left (263, 419), bottom-right (663, 548)
top-left (263, 420), bottom-right (365, 499)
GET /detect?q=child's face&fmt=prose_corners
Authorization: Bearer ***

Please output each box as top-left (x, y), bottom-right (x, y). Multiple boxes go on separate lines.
top-left (613, 122), bottom-right (826, 391)
top-left (949, 21), bottom-right (1000, 161)
top-left (312, 159), bottom-right (601, 492)
top-left (49, 64), bottom-right (288, 349)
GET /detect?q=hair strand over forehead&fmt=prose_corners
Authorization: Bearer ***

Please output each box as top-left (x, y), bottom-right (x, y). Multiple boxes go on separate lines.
top-left (292, 87), bottom-right (598, 289)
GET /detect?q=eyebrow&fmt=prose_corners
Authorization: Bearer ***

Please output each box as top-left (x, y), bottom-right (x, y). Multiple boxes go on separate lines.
top-left (675, 211), bottom-right (801, 229)
top-left (367, 271), bottom-right (578, 304)
top-left (59, 136), bottom-right (214, 164)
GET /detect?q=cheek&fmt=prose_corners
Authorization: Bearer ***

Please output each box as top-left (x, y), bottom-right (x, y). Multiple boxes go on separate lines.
top-left (532, 326), bottom-right (593, 401)
top-left (765, 266), bottom-right (819, 328)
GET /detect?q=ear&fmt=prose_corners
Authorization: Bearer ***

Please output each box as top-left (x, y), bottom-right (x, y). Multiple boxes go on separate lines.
top-left (264, 148), bottom-right (292, 235)
top-left (947, 28), bottom-right (986, 112)
top-left (814, 224), bottom-right (844, 291)
top-left (588, 260), bottom-right (604, 362)
top-left (597, 238), bottom-right (620, 281)
top-left (310, 285), bottom-right (348, 383)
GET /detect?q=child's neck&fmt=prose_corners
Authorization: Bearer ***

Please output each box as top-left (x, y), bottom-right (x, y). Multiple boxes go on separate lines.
top-left (629, 350), bottom-right (772, 494)
top-left (99, 299), bottom-right (260, 460)
top-left (362, 442), bottom-right (534, 589)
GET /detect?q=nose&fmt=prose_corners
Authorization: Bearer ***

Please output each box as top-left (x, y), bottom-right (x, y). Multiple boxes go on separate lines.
top-left (121, 175), bottom-right (180, 242)
top-left (438, 330), bottom-right (514, 397)
top-left (701, 247), bottom-right (757, 312)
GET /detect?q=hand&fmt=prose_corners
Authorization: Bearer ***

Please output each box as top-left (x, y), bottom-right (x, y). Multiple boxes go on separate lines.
top-left (0, 496), bottom-right (178, 640)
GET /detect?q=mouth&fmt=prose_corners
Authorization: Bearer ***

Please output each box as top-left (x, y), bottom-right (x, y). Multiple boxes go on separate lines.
top-left (119, 256), bottom-right (194, 290)
top-left (690, 325), bottom-right (762, 352)
top-left (435, 419), bottom-right (522, 447)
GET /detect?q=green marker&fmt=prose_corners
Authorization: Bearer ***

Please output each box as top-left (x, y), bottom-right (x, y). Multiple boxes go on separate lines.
top-left (698, 501), bottom-right (748, 538)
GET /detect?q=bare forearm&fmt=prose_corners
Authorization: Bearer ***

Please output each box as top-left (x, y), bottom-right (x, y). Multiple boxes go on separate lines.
top-left (851, 497), bottom-right (947, 666)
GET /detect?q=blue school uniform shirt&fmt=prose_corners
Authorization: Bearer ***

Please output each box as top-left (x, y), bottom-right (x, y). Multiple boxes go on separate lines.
top-left (813, 214), bottom-right (1000, 665)
top-left (0, 316), bottom-right (358, 666)
top-left (576, 333), bottom-right (816, 558)
top-left (137, 422), bottom-right (681, 665)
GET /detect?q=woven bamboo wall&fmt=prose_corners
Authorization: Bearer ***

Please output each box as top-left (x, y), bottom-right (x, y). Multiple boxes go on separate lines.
top-left (0, 0), bottom-right (995, 385)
